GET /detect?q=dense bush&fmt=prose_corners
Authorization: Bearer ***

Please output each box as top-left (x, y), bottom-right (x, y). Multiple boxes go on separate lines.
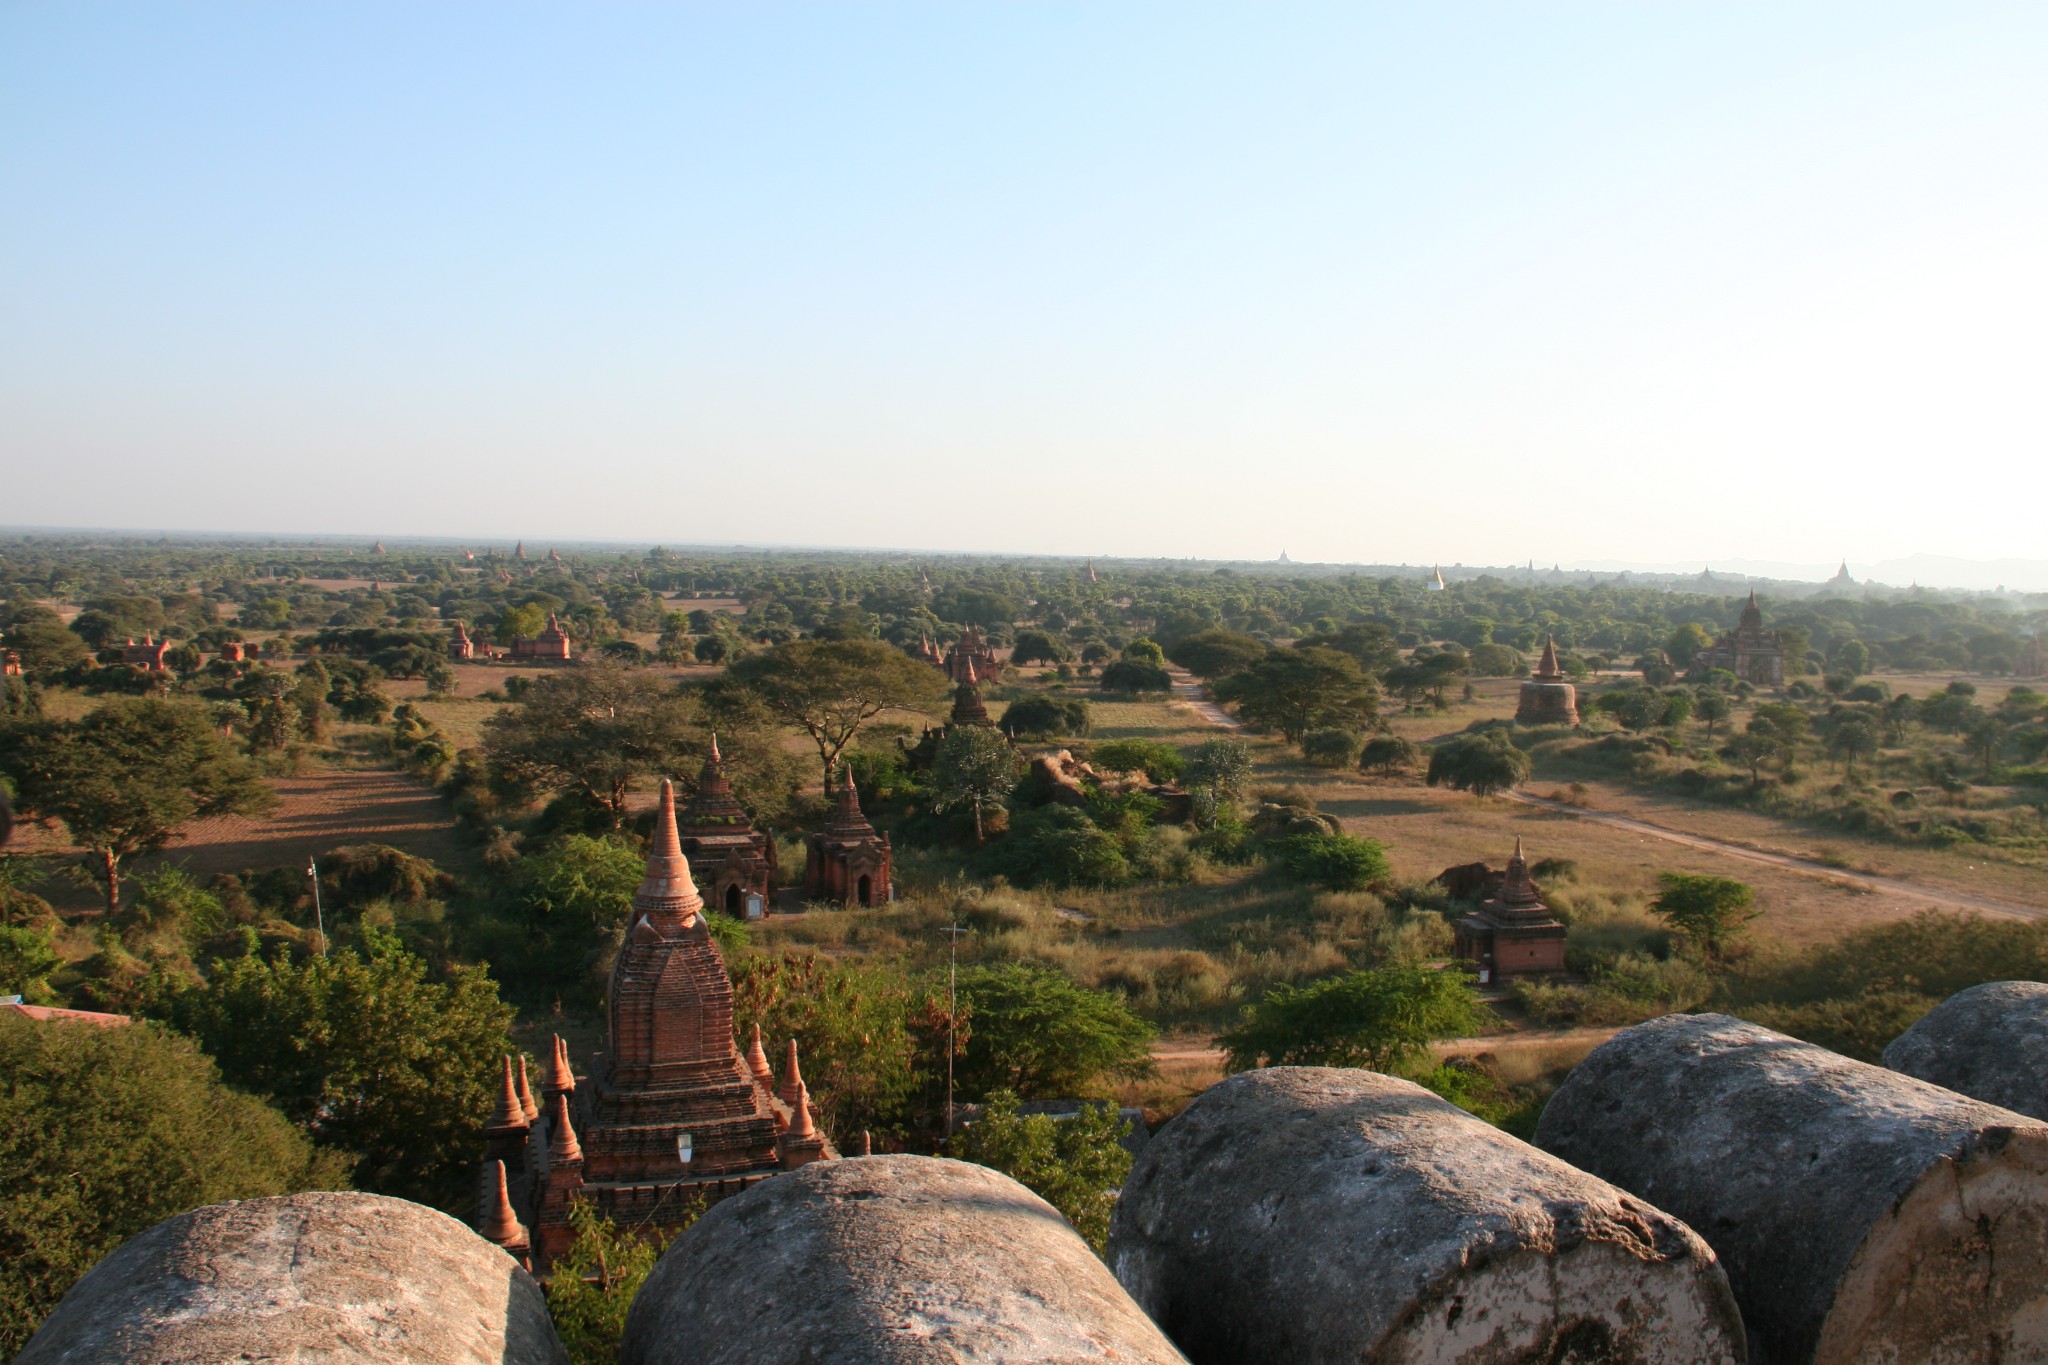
top-left (998, 695), bottom-right (1091, 740)
top-left (1097, 660), bottom-right (1172, 695)
top-left (1087, 738), bottom-right (1184, 784)
top-left (1, 1016), bottom-right (346, 1356)
top-left (1271, 832), bottom-right (1392, 891)
top-left (1301, 728), bottom-right (1362, 768)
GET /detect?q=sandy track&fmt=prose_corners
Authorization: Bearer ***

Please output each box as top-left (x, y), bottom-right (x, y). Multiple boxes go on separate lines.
top-left (1502, 791), bottom-right (2048, 921)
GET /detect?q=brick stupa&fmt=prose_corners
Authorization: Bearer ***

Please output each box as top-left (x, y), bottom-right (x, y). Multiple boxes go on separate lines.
top-left (482, 778), bottom-right (828, 1269)
top-left (1514, 637), bottom-right (1579, 726)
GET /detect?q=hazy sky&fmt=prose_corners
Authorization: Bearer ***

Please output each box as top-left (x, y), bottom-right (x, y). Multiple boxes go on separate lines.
top-left (3, 4), bottom-right (2044, 566)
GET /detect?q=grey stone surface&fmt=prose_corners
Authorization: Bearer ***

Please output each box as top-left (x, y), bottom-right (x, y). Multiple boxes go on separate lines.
top-left (1883, 979), bottom-right (2048, 1120)
top-left (619, 1154), bottom-right (1187, 1365)
top-left (1109, 1067), bottom-right (1744, 1365)
top-left (1537, 1013), bottom-right (2048, 1365)
top-left (17, 1191), bottom-right (566, 1365)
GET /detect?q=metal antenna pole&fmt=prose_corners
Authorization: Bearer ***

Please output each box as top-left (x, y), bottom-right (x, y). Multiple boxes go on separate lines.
top-left (941, 921), bottom-right (970, 1144)
top-left (307, 858), bottom-right (326, 956)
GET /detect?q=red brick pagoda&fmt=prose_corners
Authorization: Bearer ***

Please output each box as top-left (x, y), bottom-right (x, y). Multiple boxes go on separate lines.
top-left (480, 779), bottom-right (830, 1270)
top-left (675, 736), bottom-right (778, 919)
top-left (949, 658), bottom-right (996, 729)
top-left (803, 771), bottom-right (893, 907)
top-left (448, 620), bottom-right (476, 661)
top-left (1453, 839), bottom-right (1568, 984)
top-left (1514, 637), bottom-right (1579, 726)
top-left (510, 613), bottom-right (572, 662)
top-left (941, 625), bottom-right (1003, 684)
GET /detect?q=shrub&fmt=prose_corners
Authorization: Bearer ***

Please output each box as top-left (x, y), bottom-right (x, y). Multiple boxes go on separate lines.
top-left (1272, 832), bottom-right (1393, 892)
top-left (0, 1015), bottom-right (346, 1356)
top-left (1097, 660), bottom-right (1172, 695)
top-left (1088, 738), bottom-right (1184, 784)
top-left (951, 1090), bottom-right (1131, 1251)
top-left (1359, 735), bottom-right (1418, 775)
top-left (1220, 965), bottom-right (1484, 1071)
top-left (978, 806), bottom-right (1131, 888)
top-left (999, 696), bottom-right (1091, 740)
top-left (1301, 728), bottom-right (1362, 768)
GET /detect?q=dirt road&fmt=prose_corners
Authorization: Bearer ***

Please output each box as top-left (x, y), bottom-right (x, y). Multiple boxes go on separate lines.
top-left (1503, 790), bottom-right (2048, 921)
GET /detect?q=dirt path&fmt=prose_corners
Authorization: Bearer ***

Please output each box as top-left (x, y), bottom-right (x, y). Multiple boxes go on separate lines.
top-left (1166, 671), bottom-right (2048, 924)
top-left (1502, 791), bottom-right (2048, 921)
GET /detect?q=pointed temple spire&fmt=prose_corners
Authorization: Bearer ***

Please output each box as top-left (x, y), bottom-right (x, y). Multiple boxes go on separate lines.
top-left (708, 731), bottom-right (722, 763)
top-left (788, 1083), bottom-right (816, 1139)
top-left (488, 1056), bottom-right (529, 1132)
top-left (1536, 636), bottom-right (1561, 680)
top-left (515, 1054), bottom-right (540, 1121)
top-left (779, 1038), bottom-right (805, 1108)
top-left (544, 1034), bottom-right (574, 1096)
top-left (635, 778), bottom-right (703, 928)
top-left (746, 1024), bottom-right (775, 1090)
top-left (547, 1091), bottom-right (583, 1165)
top-left (833, 770), bottom-right (867, 826)
top-left (860, 1129), bottom-right (874, 1157)
top-left (481, 1160), bottom-right (529, 1253)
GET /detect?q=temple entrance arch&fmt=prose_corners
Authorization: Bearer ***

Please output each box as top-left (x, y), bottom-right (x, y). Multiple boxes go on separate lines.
top-left (856, 874), bottom-right (872, 907)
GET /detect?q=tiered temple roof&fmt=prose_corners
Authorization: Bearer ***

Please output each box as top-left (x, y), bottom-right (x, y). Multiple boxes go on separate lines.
top-left (1453, 839), bottom-right (1568, 982)
top-left (481, 778), bottom-right (829, 1268)
top-left (674, 736), bottom-right (778, 917)
top-left (1514, 636), bottom-right (1579, 726)
top-left (804, 772), bottom-right (892, 907)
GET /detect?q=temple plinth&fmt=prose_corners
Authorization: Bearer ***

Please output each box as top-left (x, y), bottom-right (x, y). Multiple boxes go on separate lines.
top-left (1515, 637), bottom-right (1579, 726)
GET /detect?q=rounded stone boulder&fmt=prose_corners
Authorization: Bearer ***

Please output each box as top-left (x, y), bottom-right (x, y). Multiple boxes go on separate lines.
top-left (1107, 1067), bottom-right (1744, 1365)
top-left (619, 1154), bottom-right (1187, 1365)
top-left (1883, 980), bottom-right (2048, 1119)
top-left (17, 1190), bottom-right (566, 1365)
top-left (1536, 1012), bottom-right (2048, 1365)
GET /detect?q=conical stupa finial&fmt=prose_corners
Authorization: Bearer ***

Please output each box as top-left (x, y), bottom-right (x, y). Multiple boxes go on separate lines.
top-left (515, 1054), bottom-right (539, 1121)
top-left (788, 1082), bottom-right (816, 1139)
top-left (635, 777), bottom-right (702, 922)
top-left (481, 1160), bottom-right (526, 1248)
top-left (488, 1055), bottom-right (528, 1130)
top-left (709, 732), bottom-right (722, 763)
top-left (544, 1034), bottom-right (574, 1094)
top-left (547, 1091), bottom-right (582, 1164)
top-left (779, 1038), bottom-right (805, 1108)
top-left (746, 1023), bottom-right (774, 1089)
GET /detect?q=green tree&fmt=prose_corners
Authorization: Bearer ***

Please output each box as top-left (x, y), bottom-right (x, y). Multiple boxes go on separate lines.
top-left (1666, 623), bottom-right (1713, 669)
top-left (1214, 647), bottom-right (1379, 744)
top-left (723, 639), bottom-right (950, 792)
top-left (1, 699), bottom-right (273, 912)
top-left (0, 606), bottom-right (91, 676)
top-left (0, 1015), bottom-right (347, 1356)
top-left (1272, 831), bottom-right (1392, 891)
top-left (0, 922), bottom-right (62, 1003)
top-left (482, 661), bottom-right (698, 825)
top-left (729, 952), bottom-right (921, 1141)
top-left (1958, 715), bottom-right (2005, 780)
top-left (998, 696), bottom-right (1091, 740)
top-left (1830, 639), bottom-right (1871, 677)
top-left (1360, 734), bottom-right (1419, 775)
top-left (1168, 629), bottom-right (1268, 679)
top-left (1185, 738), bottom-right (1253, 802)
top-left (494, 602), bottom-right (548, 645)
top-left (1827, 715), bottom-right (1881, 777)
top-left (1425, 729), bottom-right (1532, 798)
top-left (1121, 637), bottom-right (1167, 667)
top-left (932, 726), bottom-right (1020, 844)
top-left (1694, 689), bottom-right (1733, 739)
top-left (1219, 965), bottom-right (1485, 1072)
top-left (951, 1091), bottom-right (1131, 1251)
top-left (545, 1197), bottom-right (679, 1365)
top-left (164, 928), bottom-right (515, 1207)
top-left (1097, 659), bottom-right (1172, 694)
top-left (953, 962), bottom-right (1154, 1099)
top-left (1008, 630), bottom-right (1071, 666)
top-left (1651, 873), bottom-right (1759, 961)
top-left (1089, 738), bottom-right (1185, 784)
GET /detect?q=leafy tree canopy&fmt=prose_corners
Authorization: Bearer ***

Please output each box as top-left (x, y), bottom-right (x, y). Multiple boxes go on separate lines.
top-left (952, 1090), bottom-right (1131, 1252)
top-left (1425, 728), bottom-right (1532, 798)
top-left (161, 928), bottom-right (515, 1207)
top-left (1220, 965), bottom-right (1484, 1072)
top-left (1213, 646), bottom-right (1379, 744)
top-left (0, 1016), bottom-right (347, 1357)
top-left (952, 962), bottom-right (1154, 1100)
top-left (721, 639), bottom-right (950, 790)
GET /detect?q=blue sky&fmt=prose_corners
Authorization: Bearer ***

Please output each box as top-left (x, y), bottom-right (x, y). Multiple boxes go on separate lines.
top-left (3, 4), bottom-right (2043, 567)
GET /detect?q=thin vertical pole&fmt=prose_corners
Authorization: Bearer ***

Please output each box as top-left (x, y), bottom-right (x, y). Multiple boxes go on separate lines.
top-left (942, 921), bottom-right (969, 1144)
top-left (307, 858), bottom-right (326, 956)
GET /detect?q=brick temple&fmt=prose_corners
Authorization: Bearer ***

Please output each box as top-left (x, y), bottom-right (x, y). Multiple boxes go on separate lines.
top-left (803, 772), bottom-right (893, 907)
top-left (1453, 839), bottom-right (1568, 983)
top-left (1689, 591), bottom-right (1785, 686)
top-left (479, 779), bottom-right (831, 1270)
top-left (674, 736), bottom-right (778, 919)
